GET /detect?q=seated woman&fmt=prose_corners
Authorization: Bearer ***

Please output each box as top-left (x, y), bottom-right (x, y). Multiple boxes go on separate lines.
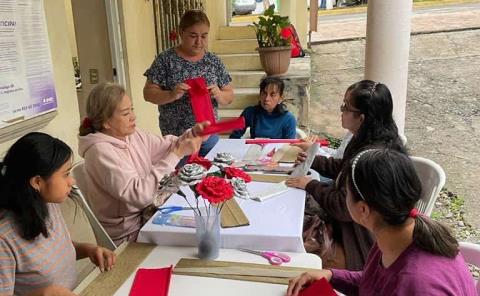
top-left (287, 149), bottom-right (476, 296)
top-left (286, 80), bottom-right (407, 270)
top-left (230, 77), bottom-right (297, 139)
top-left (0, 132), bottom-right (115, 296)
top-left (78, 82), bottom-right (207, 245)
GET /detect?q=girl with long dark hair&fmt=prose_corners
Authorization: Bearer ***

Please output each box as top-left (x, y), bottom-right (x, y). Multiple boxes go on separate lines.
top-left (286, 80), bottom-right (406, 270)
top-left (287, 149), bottom-right (475, 296)
top-left (0, 132), bottom-right (115, 295)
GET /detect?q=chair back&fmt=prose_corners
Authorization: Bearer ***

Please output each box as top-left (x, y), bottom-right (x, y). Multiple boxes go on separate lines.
top-left (71, 161), bottom-right (116, 250)
top-left (459, 242), bottom-right (480, 294)
top-left (69, 186), bottom-right (116, 250)
top-left (411, 156), bottom-right (446, 216)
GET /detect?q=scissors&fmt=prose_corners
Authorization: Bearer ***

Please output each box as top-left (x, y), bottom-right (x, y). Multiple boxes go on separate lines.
top-left (238, 248), bottom-right (291, 265)
top-left (158, 206), bottom-right (194, 215)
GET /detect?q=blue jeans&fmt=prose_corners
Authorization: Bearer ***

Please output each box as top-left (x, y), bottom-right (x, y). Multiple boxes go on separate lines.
top-left (199, 134), bottom-right (219, 157)
top-left (177, 134), bottom-right (220, 167)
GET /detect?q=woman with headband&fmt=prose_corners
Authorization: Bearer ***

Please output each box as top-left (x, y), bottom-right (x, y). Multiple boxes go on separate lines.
top-left (287, 149), bottom-right (476, 296)
top-left (286, 80), bottom-right (407, 270)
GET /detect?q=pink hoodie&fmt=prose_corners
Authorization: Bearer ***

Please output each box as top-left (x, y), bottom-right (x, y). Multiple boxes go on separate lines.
top-left (78, 129), bottom-right (180, 245)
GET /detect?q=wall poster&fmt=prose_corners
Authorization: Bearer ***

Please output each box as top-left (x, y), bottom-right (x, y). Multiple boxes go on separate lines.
top-left (0, 0), bottom-right (57, 128)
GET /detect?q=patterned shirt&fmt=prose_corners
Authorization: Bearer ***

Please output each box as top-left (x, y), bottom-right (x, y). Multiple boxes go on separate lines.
top-left (0, 204), bottom-right (77, 295)
top-left (144, 47), bottom-right (232, 136)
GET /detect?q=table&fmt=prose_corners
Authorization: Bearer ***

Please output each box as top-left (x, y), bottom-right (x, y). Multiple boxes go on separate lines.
top-left (137, 139), bottom-right (308, 252)
top-left (74, 243), bottom-right (322, 296)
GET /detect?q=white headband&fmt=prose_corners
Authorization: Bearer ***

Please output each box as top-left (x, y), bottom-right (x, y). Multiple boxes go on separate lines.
top-left (351, 149), bottom-right (380, 201)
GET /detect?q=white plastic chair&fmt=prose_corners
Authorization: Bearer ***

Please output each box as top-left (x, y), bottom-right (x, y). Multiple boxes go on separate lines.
top-left (410, 156), bottom-right (446, 217)
top-left (459, 241), bottom-right (480, 294)
top-left (71, 162), bottom-right (116, 250)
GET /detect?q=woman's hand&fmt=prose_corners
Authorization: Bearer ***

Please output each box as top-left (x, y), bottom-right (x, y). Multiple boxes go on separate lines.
top-left (174, 121), bottom-right (210, 157)
top-left (86, 245), bottom-right (116, 272)
top-left (207, 84), bottom-right (222, 100)
top-left (286, 270), bottom-right (333, 296)
top-left (171, 83), bottom-right (190, 101)
top-left (285, 176), bottom-right (312, 190)
top-left (294, 151), bottom-right (308, 164)
top-left (290, 135), bottom-right (318, 152)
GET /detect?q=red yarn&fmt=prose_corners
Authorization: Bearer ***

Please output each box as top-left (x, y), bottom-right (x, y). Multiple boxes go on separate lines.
top-left (409, 208), bottom-right (419, 218)
top-left (82, 117), bottom-right (92, 129)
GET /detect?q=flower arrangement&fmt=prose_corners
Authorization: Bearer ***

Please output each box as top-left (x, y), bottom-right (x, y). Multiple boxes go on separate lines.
top-left (157, 153), bottom-right (252, 220)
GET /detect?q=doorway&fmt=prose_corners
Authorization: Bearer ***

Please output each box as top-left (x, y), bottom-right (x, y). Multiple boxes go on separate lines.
top-left (65, 0), bottom-right (126, 118)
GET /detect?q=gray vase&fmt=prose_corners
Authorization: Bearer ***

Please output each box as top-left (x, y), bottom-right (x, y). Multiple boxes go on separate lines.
top-left (195, 212), bottom-right (220, 260)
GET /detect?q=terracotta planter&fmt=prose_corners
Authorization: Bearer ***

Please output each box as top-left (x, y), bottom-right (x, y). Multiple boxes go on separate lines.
top-left (256, 46), bottom-right (292, 76)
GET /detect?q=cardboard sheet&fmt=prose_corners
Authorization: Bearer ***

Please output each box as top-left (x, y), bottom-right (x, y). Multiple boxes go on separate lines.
top-left (220, 198), bottom-right (250, 228)
top-left (174, 258), bottom-right (320, 285)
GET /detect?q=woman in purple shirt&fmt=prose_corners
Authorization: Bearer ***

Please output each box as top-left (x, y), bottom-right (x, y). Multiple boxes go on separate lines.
top-left (287, 149), bottom-right (476, 296)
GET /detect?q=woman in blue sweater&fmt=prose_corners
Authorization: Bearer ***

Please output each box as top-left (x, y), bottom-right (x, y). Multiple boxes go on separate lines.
top-left (230, 77), bottom-right (297, 139)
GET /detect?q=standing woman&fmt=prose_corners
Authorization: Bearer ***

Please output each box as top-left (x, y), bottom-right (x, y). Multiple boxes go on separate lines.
top-left (0, 132), bottom-right (115, 296)
top-left (143, 9), bottom-right (234, 156)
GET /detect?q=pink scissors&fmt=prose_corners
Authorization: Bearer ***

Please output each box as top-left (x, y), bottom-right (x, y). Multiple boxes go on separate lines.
top-left (238, 248), bottom-right (291, 265)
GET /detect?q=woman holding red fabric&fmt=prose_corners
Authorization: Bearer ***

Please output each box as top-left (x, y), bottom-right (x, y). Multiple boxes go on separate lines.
top-left (143, 10), bottom-right (234, 156)
top-left (287, 149), bottom-right (476, 296)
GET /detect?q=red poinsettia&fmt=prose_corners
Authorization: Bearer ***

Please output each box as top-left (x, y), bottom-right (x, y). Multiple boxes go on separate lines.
top-left (187, 154), bottom-right (213, 170)
top-left (224, 167), bottom-right (252, 183)
top-left (195, 176), bottom-right (234, 204)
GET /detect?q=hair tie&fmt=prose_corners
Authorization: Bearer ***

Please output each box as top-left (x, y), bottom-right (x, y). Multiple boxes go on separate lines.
top-left (409, 208), bottom-right (419, 218)
top-left (82, 117), bottom-right (93, 129)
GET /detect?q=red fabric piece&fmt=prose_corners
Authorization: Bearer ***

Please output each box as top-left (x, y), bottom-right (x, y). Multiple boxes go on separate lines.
top-left (280, 25), bottom-right (305, 58)
top-left (129, 266), bottom-right (173, 296)
top-left (299, 278), bottom-right (337, 296)
top-left (186, 77), bottom-right (216, 124)
top-left (201, 117), bottom-right (245, 136)
top-left (245, 138), bottom-right (330, 147)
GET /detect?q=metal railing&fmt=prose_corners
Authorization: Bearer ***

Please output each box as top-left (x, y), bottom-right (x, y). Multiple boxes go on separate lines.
top-left (153, 0), bottom-right (204, 53)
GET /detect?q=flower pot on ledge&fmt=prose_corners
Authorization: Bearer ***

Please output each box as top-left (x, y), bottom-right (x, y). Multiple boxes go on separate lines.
top-left (256, 46), bottom-right (292, 76)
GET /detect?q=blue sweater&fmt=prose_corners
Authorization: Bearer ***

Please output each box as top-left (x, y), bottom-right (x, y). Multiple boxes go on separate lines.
top-left (230, 106), bottom-right (297, 139)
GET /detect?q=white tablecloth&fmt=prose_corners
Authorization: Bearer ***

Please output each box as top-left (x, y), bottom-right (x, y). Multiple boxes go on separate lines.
top-left (113, 246), bottom-right (322, 296)
top-left (137, 139), bottom-right (307, 252)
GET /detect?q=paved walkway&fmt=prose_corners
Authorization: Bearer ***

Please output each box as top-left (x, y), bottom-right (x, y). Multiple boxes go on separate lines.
top-left (309, 3), bottom-right (480, 230)
top-left (311, 2), bottom-right (480, 43)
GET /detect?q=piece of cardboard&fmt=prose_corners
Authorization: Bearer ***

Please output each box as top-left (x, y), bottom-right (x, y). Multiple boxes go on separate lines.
top-left (174, 258), bottom-right (320, 285)
top-left (249, 174), bottom-right (288, 183)
top-left (220, 198), bottom-right (250, 228)
top-left (75, 243), bottom-right (156, 296)
top-left (271, 144), bottom-right (303, 163)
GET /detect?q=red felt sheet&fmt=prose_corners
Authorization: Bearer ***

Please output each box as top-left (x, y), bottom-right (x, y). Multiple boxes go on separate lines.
top-left (129, 266), bottom-right (173, 296)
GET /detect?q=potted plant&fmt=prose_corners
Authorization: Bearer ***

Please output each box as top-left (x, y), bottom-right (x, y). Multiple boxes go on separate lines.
top-left (252, 5), bottom-right (291, 76)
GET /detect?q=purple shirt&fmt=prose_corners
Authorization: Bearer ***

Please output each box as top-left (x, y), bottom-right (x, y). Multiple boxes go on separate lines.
top-left (330, 243), bottom-right (476, 296)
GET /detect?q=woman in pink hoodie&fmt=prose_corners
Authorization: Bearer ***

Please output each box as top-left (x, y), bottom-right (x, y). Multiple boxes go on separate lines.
top-left (78, 82), bottom-right (207, 245)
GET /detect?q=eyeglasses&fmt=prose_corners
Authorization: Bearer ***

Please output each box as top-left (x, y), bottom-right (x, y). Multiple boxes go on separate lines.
top-left (340, 103), bottom-right (361, 113)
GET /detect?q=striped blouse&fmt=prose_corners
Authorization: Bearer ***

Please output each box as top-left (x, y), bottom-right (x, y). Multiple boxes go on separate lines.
top-left (0, 203), bottom-right (77, 295)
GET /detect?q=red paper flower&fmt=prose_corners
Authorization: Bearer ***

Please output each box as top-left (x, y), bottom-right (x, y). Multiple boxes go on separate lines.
top-left (224, 167), bottom-right (252, 183)
top-left (195, 176), bottom-right (234, 204)
top-left (169, 30), bottom-right (177, 41)
top-left (187, 154), bottom-right (212, 170)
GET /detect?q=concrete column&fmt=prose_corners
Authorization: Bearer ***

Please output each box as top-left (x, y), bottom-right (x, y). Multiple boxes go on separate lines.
top-left (278, 0), bottom-right (308, 49)
top-left (364, 0), bottom-right (412, 135)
